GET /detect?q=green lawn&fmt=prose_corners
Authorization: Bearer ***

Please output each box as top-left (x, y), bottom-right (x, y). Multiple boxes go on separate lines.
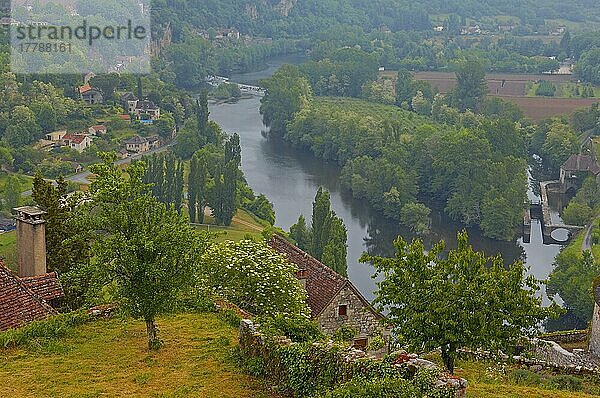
top-left (0, 230), bottom-right (17, 271)
top-left (196, 209), bottom-right (264, 243)
top-left (0, 173), bottom-right (33, 193)
top-left (0, 313), bottom-right (273, 398)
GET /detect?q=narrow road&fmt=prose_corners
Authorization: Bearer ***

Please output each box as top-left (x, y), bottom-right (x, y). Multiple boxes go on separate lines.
top-left (22, 143), bottom-right (173, 197)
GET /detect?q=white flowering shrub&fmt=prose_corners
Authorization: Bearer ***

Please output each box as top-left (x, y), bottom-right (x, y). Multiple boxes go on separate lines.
top-left (199, 240), bottom-right (309, 318)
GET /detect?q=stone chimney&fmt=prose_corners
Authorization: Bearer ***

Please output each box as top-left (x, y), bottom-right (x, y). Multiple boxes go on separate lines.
top-left (13, 206), bottom-right (47, 277)
top-left (296, 269), bottom-right (308, 289)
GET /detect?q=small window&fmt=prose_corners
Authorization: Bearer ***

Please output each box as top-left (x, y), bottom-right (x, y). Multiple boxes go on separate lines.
top-left (338, 305), bottom-right (347, 316)
top-left (352, 338), bottom-right (368, 350)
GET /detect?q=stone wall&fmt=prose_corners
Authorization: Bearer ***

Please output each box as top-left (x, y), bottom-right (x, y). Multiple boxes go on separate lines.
top-left (239, 319), bottom-right (467, 398)
top-left (590, 303), bottom-right (600, 356)
top-left (540, 330), bottom-right (588, 345)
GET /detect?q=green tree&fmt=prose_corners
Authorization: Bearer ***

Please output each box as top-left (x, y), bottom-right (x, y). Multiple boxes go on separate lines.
top-left (247, 194), bottom-right (275, 225)
top-left (32, 172), bottom-right (89, 275)
top-left (290, 214), bottom-right (311, 251)
top-left (562, 202), bottom-right (593, 226)
top-left (547, 250), bottom-right (599, 325)
top-left (2, 175), bottom-right (21, 211)
top-left (311, 187), bottom-right (332, 260)
top-left (4, 105), bottom-right (41, 147)
top-left (86, 154), bottom-right (206, 349)
top-left (260, 65), bottom-right (312, 138)
top-left (321, 217), bottom-right (348, 277)
top-left (362, 231), bottom-right (559, 373)
top-left (542, 120), bottom-right (579, 171)
top-left (451, 59), bottom-right (487, 111)
top-left (400, 202), bottom-right (431, 235)
top-left (90, 74), bottom-right (120, 102)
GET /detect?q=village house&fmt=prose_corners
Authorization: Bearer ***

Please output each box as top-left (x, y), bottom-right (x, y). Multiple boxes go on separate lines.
top-left (124, 135), bottom-right (150, 153)
top-left (269, 235), bottom-right (389, 354)
top-left (0, 207), bottom-right (64, 331)
top-left (46, 130), bottom-right (67, 141)
top-left (148, 135), bottom-right (162, 150)
top-left (34, 139), bottom-right (58, 152)
top-left (63, 133), bottom-right (92, 153)
top-left (88, 125), bottom-right (107, 136)
top-left (121, 92), bottom-right (139, 114)
top-left (79, 83), bottom-right (104, 104)
top-left (133, 100), bottom-right (161, 121)
top-left (560, 154), bottom-right (600, 193)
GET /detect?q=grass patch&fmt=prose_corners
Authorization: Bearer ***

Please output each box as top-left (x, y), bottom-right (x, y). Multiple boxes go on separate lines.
top-left (0, 313), bottom-right (273, 398)
top-left (454, 359), bottom-right (600, 397)
top-left (196, 209), bottom-right (263, 243)
top-left (0, 230), bottom-right (17, 271)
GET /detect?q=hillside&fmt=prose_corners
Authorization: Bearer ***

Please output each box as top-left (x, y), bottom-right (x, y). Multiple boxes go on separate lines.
top-left (0, 313), bottom-right (273, 398)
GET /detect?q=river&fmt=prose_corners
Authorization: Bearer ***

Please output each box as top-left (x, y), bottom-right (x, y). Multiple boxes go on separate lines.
top-left (209, 56), bottom-right (564, 306)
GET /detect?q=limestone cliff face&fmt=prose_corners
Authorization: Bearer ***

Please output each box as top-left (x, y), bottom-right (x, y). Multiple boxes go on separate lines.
top-left (274, 0), bottom-right (296, 16)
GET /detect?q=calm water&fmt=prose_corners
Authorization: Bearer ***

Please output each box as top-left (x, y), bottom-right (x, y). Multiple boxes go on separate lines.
top-left (210, 56), bottom-right (564, 304)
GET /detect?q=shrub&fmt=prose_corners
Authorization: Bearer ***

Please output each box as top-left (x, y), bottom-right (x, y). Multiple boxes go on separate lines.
top-left (217, 309), bottom-right (242, 328)
top-left (0, 311), bottom-right (90, 348)
top-left (333, 325), bottom-right (357, 343)
top-left (259, 314), bottom-right (323, 343)
top-left (510, 369), bottom-right (541, 386)
top-left (546, 374), bottom-right (583, 391)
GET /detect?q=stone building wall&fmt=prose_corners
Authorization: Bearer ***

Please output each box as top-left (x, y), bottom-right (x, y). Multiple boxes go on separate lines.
top-left (589, 303), bottom-right (600, 356)
top-left (317, 284), bottom-right (382, 338)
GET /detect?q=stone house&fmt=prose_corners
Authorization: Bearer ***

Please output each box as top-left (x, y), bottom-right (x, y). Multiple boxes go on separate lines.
top-left (124, 135), bottom-right (150, 153)
top-left (133, 100), bottom-right (160, 121)
top-left (589, 285), bottom-right (600, 356)
top-left (269, 235), bottom-right (389, 353)
top-left (79, 84), bottom-right (104, 104)
top-left (88, 125), bottom-right (107, 136)
top-left (0, 207), bottom-right (64, 331)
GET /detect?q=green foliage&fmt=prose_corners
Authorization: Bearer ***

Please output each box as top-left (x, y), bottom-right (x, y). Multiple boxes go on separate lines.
top-left (258, 314), bottom-right (323, 343)
top-left (211, 83), bottom-right (242, 100)
top-left (0, 311), bottom-right (89, 349)
top-left (450, 59), bottom-right (487, 112)
top-left (362, 230), bottom-right (560, 374)
top-left (260, 65), bottom-right (312, 138)
top-left (541, 120), bottom-right (580, 171)
top-left (575, 48), bottom-right (600, 86)
top-left (320, 374), bottom-right (454, 398)
top-left (32, 172), bottom-right (89, 277)
top-left (535, 81), bottom-right (557, 97)
top-left (400, 202), bottom-right (431, 235)
top-left (216, 309), bottom-right (242, 328)
top-left (510, 369), bottom-right (542, 386)
top-left (245, 194), bottom-right (275, 225)
top-left (562, 202), bottom-right (593, 226)
top-left (333, 325), bottom-right (357, 343)
top-left (83, 154), bottom-right (209, 349)
top-left (547, 249), bottom-right (599, 325)
top-left (290, 188), bottom-right (348, 276)
top-left (198, 239), bottom-right (309, 318)
top-left (142, 152), bottom-right (184, 212)
top-left (547, 374), bottom-right (583, 392)
top-left (285, 96), bottom-right (526, 240)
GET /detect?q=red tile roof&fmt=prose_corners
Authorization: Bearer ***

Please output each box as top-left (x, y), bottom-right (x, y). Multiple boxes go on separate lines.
top-left (21, 272), bottom-right (64, 302)
top-left (0, 263), bottom-right (59, 331)
top-left (63, 133), bottom-right (87, 145)
top-left (269, 235), bottom-right (382, 320)
top-left (79, 83), bottom-right (92, 94)
top-left (91, 125), bottom-right (107, 131)
top-left (562, 154), bottom-right (600, 175)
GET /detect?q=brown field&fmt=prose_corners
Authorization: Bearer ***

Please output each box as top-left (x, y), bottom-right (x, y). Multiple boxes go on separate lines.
top-left (499, 96), bottom-right (600, 121)
top-left (380, 71), bottom-right (596, 121)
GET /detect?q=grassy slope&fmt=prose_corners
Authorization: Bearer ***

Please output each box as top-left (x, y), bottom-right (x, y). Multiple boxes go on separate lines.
top-left (455, 360), bottom-right (600, 397)
top-left (0, 230), bottom-right (17, 271)
top-left (196, 209), bottom-right (264, 243)
top-left (0, 313), bottom-right (273, 398)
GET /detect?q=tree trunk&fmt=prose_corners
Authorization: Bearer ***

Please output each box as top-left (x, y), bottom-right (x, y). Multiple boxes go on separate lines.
top-left (146, 318), bottom-right (158, 350)
top-left (441, 343), bottom-right (456, 374)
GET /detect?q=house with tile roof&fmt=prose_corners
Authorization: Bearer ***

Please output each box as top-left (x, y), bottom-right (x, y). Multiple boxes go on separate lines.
top-left (78, 84), bottom-right (103, 104)
top-left (0, 206), bottom-right (64, 331)
top-left (0, 263), bottom-right (63, 331)
top-left (63, 133), bottom-right (92, 153)
top-left (560, 154), bottom-right (600, 193)
top-left (124, 135), bottom-right (150, 153)
top-left (269, 235), bottom-right (389, 353)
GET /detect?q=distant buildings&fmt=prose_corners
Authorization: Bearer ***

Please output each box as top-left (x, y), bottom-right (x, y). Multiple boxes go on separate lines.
top-left (79, 84), bottom-right (104, 104)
